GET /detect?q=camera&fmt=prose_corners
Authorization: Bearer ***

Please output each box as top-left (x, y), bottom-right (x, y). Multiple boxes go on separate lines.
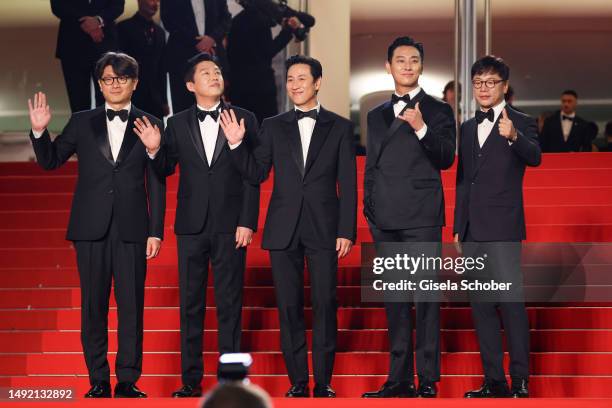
top-left (238, 0), bottom-right (316, 42)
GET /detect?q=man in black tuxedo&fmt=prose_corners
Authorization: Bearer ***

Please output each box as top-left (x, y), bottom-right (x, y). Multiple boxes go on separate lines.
top-left (135, 53), bottom-right (260, 398)
top-left (161, 0), bottom-right (231, 113)
top-left (51, 0), bottom-right (125, 112)
top-left (27, 52), bottom-right (166, 398)
top-left (361, 37), bottom-right (456, 399)
top-left (224, 55), bottom-right (357, 398)
top-left (539, 90), bottom-right (596, 152)
top-left (228, 1), bottom-right (299, 123)
top-left (117, 0), bottom-right (168, 119)
top-left (454, 55), bottom-right (541, 398)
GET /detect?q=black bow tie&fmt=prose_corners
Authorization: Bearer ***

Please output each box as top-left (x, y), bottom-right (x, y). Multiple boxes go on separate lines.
top-left (562, 115), bottom-right (574, 122)
top-left (475, 109), bottom-right (495, 124)
top-left (197, 108), bottom-right (219, 122)
top-left (106, 109), bottom-right (129, 122)
top-left (295, 109), bottom-right (318, 121)
top-left (391, 93), bottom-right (411, 105)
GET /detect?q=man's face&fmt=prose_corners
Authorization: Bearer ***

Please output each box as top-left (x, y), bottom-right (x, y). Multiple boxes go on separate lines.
top-left (98, 65), bottom-right (137, 106)
top-left (472, 71), bottom-right (508, 110)
top-left (386, 45), bottom-right (422, 90)
top-left (138, 0), bottom-right (159, 16)
top-left (561, 94), bottom-right (577, 115)
top-left (286, 63), bottom-right (320, 107)
top-left (186, 61), bottom-right (224, 99)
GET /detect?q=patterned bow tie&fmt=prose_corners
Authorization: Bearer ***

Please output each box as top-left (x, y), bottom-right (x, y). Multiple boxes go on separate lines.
top-left (295, 109), bottom-right (318, 121)
top-left (106, 109), bottom-right (129, 122)
top-left (475, 109), bottom-right (495, 124)
top-left (562, 115), bottom-right (574, 122)
top-left (391, 93), bottom-right (411, 105)
top-left (197, 108), bottom-right (219, 122)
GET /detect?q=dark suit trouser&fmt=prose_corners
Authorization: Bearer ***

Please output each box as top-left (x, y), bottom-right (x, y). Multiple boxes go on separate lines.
top-left (169, 69), bottom-right (196, 114)
top-left (60, 59), bottom-right (103, 112)
top-left (369, 223), bottom-right (441, 384)
top-left (74, 216), bottom-right (146, 385)
top-left (465, 226), bottom-right (529, 383)
top-left (269, 207), bottom-right (338, 386)
top-left (177, 219), bottom-right (246, 386)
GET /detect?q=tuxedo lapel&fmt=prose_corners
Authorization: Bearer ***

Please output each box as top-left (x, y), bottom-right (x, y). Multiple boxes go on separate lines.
top-left (304, 108), bottom-right (333, 177)
top-left (114, 109), bottom-right (138, 166)
top-left (186, 106), bottom-right (208, 165)
top-left (282, 111), bottom-right (305, 178)
top-left (90, 107), bottom-right (114, 165)
top-left (210, 102), bottom-right (230, 167)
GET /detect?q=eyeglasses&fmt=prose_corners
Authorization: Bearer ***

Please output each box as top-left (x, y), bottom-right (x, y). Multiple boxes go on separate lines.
top-left (100, 76), bottom-right (130, 86)
top-left (472, 79), bottom-right (504, 89)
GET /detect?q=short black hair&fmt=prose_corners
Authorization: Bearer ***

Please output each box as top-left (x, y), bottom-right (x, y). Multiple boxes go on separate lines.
top-left (184, 53), bottom-right (222, 83)
top-left (387, 36), bottom-right (424, 62)
top-left (285, 54), bottom-right (322, 81)
top-left (201, 384), bottom-right (270, 408)
top-left (605, 121), bottom-right (612, 137)
top-left (95, 52), bottom-right (139, 80)
top-left (471, 55), bottom-right (510, 81)
top-left (562, 89), bottom-right (578, 99)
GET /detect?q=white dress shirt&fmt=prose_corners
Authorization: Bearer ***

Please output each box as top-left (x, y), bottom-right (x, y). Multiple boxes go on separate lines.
top-left (295, 103), bottom-right (320, 166)
top-left (477, 100), bottom-right (506, 148)
top-left (191, 0), bottom-right (206, 37)
top-left (393, 86), bottom-right (427, 140)
top-left (106, 103), bottom-right (131, 161)
top-left (561, 111), bottom-right (575, 142)
top-left (197, 102), bottom-right (221, 165)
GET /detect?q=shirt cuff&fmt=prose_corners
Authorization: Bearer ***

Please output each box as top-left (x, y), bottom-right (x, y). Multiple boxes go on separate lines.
top-left (151, 237), bottom-right (162, 241)
top-left (32, 129), bottom-right (45, 139)
top-left (415, 124), bottom-right (428, 140)
top-left (95, 16), bottom-right (104, 27)
top-left (147, 149), bottom-right (159, 159)
top-left (229, 140), bottom-right (242, 150)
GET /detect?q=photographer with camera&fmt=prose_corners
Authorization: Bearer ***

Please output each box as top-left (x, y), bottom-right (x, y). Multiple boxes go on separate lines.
top-left (228, 0), bottom-right (314, 123)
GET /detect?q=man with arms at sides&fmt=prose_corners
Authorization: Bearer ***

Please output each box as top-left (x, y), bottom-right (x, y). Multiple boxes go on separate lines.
top-left (223, 55), bottom-right (357, 398)
top-left (27, 52), bottom-right (165, 398)
top-left (51, 0), bottom-right (125, 112)
top-left (361, 36), bottom-right (456, 399)
top-left (117, 0), bottom-right (168, 120)
top-left (539, 90), bottom-right (596, 152)
top-left (134, 52), bottom-right (259, 398)
top-left (454, 55), bottom-right (541, 398)
top-left (161, 0), bottom-right (232, 113)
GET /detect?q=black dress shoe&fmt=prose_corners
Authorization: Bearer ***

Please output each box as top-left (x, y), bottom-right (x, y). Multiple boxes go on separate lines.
top-left (362, 381), bottom-right (417, 398)
top-left (172, 384), bottom-right (203, 398)
top-left (313, 384), bottom-right (336, 398)
top-left (285, 383), bottom-right (309, 397)
top-left (464, 381), bottom-right (511, 398)
top-left (114, 382), bottom-right (147, 398)
top-left (417, 381), bottom-right (437, 398)
top-left (511, 379), bottom-right (529, 398)
top-left (84, 382), bottom-right (111, 398)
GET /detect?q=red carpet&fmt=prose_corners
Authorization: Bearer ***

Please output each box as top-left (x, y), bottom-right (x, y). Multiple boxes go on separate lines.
top-left (1, 153), bottom-right (612, 400)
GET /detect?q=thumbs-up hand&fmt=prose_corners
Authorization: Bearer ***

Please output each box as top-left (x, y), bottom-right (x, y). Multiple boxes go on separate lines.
top-left (399, 101), bottom-right (425, 133)
top-left (498, 108), bottom-right (517, 142)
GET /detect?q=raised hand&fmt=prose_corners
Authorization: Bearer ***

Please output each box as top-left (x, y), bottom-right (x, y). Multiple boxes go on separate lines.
top-left (220, 109), bottom-right (246, 145)
top-left (399, 101), bottom-right (425, 132)
top-left (28, 92), bottom-right (52, 133)
top-left (498, 108), bottom-right (517, 141)
top-left (133, 116), bottom-right (161, 154)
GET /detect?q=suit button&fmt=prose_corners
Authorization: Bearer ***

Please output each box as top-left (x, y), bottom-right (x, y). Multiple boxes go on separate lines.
top-left (477, 153), bottom-right (482, 157)
top-left (108, 189), bottom-right (114, 194)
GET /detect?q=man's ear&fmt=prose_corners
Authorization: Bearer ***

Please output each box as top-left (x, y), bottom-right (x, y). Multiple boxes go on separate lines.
top-left (385, 61), bottom-right (391, 74)
top-left (186, 81), bottom-right (195, 93)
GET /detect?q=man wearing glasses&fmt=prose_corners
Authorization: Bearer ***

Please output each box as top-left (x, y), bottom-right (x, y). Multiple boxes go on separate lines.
top-left (27, 52), bottom-right (166, 398)
top-left (454, 55), bottom-right (541, 398)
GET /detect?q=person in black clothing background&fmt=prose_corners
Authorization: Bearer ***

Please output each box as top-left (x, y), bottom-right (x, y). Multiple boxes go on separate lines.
top-left (228, 0), bottom-right (300, 123)
top-left (51, 0), bottom-right (125, 112)
top-left (118, 0), bottom-right (168, 119)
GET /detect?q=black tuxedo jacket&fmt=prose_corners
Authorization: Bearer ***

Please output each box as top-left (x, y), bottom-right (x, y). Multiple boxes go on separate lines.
top-left (453, 106), bottom-right (541, 241)
top-left (29, 106), bottom-right (166, 243)
top-left (364, 90), bottom-right (456, 230)
top-left (230, 107), bottom-right (357, 250)
top-left (160, 0), bottom-right (231, 73)
top-left (51, 0), bottom-right (124, 63)
top-left (152, 104), bottom-right (259, 235)
top-left (117, 13), bottom-right (167, 119)
top-left (540, 110), bottom-right (595, 152)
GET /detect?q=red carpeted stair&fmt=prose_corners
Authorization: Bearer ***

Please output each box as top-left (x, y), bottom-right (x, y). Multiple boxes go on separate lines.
top-left (1, 153), bottom-right (612, 399)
